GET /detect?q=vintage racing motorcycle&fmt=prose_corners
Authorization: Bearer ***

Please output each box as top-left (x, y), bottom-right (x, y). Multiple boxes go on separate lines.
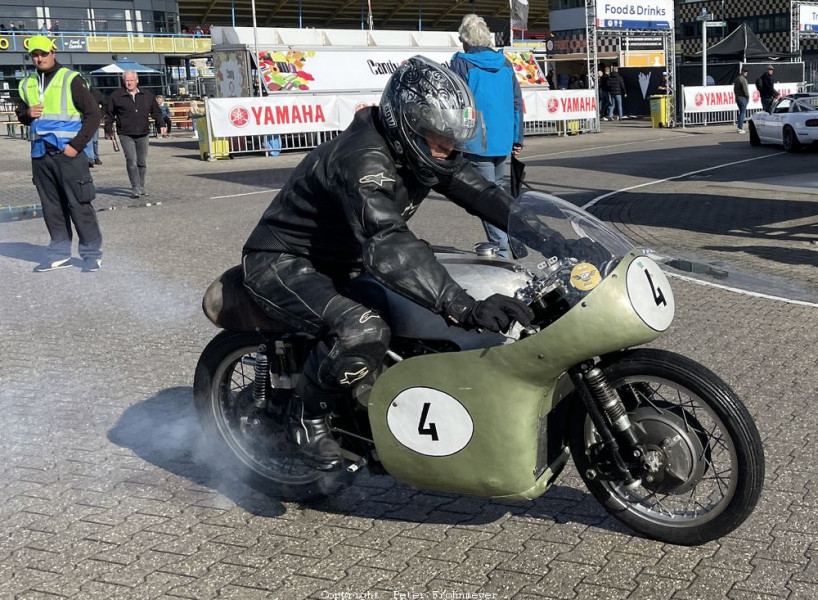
top-left (194, 191), bottom-right (764, 546)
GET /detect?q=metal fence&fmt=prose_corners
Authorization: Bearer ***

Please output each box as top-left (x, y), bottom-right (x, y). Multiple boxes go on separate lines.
top-left (681, 108), bottom-right (763, 127)
top-left (201, 117), bottom-right (601, 160)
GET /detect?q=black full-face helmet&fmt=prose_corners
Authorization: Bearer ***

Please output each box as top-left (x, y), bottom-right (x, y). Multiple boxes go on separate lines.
top-left (379, 55), bottom-right (486, 186)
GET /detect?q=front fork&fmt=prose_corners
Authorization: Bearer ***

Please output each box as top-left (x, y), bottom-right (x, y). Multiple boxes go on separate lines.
top-left (569, 362), bottom-right (645, 488)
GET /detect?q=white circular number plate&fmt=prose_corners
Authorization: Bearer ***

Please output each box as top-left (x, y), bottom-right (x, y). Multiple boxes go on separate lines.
top-left (626, 257), bottom-right (675, 331)
top-left (386, 387), bottom-right (474, 457)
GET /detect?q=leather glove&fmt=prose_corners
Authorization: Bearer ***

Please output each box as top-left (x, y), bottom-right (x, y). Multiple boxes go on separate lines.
top-left (540, 234), bottom-right (610, 266)
top-left (445, 291), bottom-right (534, 333)
top-left (563, 238), bottom-right (611, 266)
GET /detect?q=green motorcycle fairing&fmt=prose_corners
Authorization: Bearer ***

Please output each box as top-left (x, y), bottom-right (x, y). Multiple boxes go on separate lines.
top-left (368, 252), bottom-right (673, 500)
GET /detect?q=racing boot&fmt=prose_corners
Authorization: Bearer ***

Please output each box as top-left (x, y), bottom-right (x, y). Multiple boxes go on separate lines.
top-left (287, 397), bottom-right (343, 472)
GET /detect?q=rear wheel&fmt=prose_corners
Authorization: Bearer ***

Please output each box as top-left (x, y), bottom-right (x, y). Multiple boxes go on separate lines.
top-left (569, 349), bottom-right (764, 545)
top-left (749, 122), bottom-right (761, 146)
top-left (194, 331), bottom-right (350, 501)
top-left (782, 126), bottom-right (800, 152)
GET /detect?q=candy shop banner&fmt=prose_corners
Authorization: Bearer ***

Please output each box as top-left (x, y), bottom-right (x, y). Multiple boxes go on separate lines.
top-left (251, 49), bottom-right (550, 92)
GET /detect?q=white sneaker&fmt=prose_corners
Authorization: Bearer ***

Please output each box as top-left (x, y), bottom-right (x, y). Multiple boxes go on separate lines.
top-left (737, 128), bottom-right (746, 134)
top-left (602, 117), bottom-right (609, 121)
top-left (33, 258), bottom-right (71, 272)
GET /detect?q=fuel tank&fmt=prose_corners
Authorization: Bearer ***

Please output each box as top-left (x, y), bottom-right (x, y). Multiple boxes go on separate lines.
top-left (348, 252), bottom-right (531, 350)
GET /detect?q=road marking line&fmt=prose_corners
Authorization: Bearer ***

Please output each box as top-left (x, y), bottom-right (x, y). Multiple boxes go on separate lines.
top-left (210, 189), bottom-right (280, 200)
top-left (580, 151), bottom-right (811, 305)
top-left (581, 152), bottom-right (785, 210)
top-left (667, 272), bottom-right (818, 308)
top-left (523, 138), bottom-right (670, 160)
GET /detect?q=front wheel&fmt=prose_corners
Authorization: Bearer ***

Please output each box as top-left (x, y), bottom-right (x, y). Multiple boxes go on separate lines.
top-left (782, 126), bottom-right (800, 152)
top-left (749, 122), bottom-right (761, 146)
top-left (569, 348), bottom-right (764, 545)
top-left (193, 331), bottom-right (350, 501)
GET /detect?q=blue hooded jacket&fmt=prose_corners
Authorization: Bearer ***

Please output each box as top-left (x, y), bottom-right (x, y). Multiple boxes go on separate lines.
top-left (450, 47), bottom-right (524, 157)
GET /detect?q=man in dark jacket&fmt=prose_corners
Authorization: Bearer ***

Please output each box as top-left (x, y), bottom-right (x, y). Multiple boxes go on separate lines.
top-left (759, 65), bottom-right (779, 113)
top-left (450, 13), bottom-right (523, 258)
top-left (734, 67), bottom-right (750, 133)
top-left (16, 35), bottom-right (103, 272)
top-left (242, 56), bottom-right (608, 470)
top-left (606, 66), bottom-right (627, 120)
top-left (104, 71), bottom-right (165, 198)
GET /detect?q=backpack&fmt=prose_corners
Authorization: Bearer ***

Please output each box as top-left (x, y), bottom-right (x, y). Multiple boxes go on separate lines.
top-left (755, 77), bottom-right (763, 92)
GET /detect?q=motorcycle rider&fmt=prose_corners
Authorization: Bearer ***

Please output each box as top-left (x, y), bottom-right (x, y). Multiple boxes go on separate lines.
top-left (242, 56), bottom-right (607, 471)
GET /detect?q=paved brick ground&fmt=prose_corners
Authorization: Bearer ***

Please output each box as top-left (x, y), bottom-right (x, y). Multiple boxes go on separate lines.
top-left (0, 123), bottom-right (816, 599)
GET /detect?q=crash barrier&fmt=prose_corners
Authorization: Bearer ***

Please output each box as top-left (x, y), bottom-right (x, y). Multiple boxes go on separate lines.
top-left (680, 83), bottom-right (800, 127)
top-left (197, 89), bottom-right (600, 159)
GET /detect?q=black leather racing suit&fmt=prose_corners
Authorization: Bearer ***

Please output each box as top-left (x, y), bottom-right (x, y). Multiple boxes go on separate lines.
top-left (243, 107), bottom-right (515, 415)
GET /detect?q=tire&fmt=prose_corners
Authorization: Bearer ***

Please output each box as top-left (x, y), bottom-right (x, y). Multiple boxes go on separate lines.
top-left (749, 122), bottom-right (761, 146)
top-left (569, 348), bottom-right (764, 546)
top-left (194, 331), bottom-right (350, 501)
top-left (782, 126), bottom-right (800, 152)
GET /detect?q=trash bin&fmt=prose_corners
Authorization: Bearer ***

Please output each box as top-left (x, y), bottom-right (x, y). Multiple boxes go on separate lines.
top-left (649, 95), bottom-right (670, 128)
top-left (195, 115), bottom-right (229, 161)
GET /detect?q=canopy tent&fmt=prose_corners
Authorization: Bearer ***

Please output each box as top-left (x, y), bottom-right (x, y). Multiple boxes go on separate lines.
top-left (687, 23), bottom-right (797, 62)
top-left (90, 59), bottom-right (162, 74)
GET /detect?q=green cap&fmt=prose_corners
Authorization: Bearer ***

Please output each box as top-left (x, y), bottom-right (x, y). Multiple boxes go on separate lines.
top-left (27, 35), bottom-right (55, 54)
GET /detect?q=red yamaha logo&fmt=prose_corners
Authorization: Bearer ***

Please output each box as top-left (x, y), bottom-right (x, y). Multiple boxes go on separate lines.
top-left (229, 106), bottom-right (250, 128)
top-left (694, 93), bottom-right (704, 107)
top-left (752, 90), bottom-right (760, 103)
top-left (547, 98), bottom-right (559, 114)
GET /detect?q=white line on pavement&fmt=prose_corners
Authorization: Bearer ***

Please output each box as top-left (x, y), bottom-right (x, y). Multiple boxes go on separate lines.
top-left (210, 189), bottom-right (280, 200)
top-left (667, 272), bottom-right (818, 308)
top-left (523, 138), bottom-right (669, 161)
top-left (579, 150), bottom-right (814, 306)
top-left (581, 151), bottom-right (785, 210)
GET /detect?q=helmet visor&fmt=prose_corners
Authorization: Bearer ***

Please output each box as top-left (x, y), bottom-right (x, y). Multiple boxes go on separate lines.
top-left (403, 103), bottom-right (486, 154)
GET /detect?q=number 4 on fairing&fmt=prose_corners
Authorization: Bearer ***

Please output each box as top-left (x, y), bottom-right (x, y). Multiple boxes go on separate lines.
top-left (418, 402), bottom-right (439, 440)
top-left (644, 268), bottom-right (667, 307)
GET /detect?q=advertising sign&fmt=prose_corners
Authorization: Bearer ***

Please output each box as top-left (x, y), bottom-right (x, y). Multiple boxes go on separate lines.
top-left (60, 37), bottom-right (88, 52)
top-left (682, 83), bottom-right (799, 113)
top-left (597, 0), bottom-right (674, 30)
top-left (207, 89), bottom-right (592, 138)
top-left (799, 5), bottom-right (818, 32)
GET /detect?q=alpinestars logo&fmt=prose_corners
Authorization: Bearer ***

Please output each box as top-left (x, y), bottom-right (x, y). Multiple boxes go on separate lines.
top-left (340, 367), bottom-right (370, 386)
top-left (359, 310), bottom-right (380, 323)
top-left (359, 172), bottom-right (396, 186)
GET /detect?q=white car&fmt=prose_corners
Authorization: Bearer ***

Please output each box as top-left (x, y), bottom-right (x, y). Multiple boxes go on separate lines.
top-left (748, 93), bottom-right (818, 152)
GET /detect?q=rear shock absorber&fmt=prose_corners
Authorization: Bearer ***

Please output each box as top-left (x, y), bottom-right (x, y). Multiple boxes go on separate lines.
top-left (252, 344), bottom-right (269, 411)
top-left (584, 367), bottom-right (642, 452)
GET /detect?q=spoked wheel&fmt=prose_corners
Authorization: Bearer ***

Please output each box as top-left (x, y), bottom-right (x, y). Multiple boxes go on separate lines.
top-left (194, 331), bottom-right (349, 501)
top-left (569, 349), bottom-right (764, 545)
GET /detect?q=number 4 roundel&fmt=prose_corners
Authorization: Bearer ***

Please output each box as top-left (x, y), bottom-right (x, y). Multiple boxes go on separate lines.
top-left (386, 387), bottom-right (474, 456)
top-left (626, 257), bottom-right (675, 331)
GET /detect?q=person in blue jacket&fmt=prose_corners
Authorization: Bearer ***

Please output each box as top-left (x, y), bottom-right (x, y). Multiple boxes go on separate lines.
top-left (450, 13), bottom-right (524, 258)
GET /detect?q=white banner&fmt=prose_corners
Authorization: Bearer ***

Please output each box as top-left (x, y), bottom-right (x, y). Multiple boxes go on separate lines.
top-left (800, 5), bottom-right (818, 32)
top-left (208, 89), bottom-right (595, 138)
top-left (682, 83), bottom-right (800, 113)
top-left (596, 0), bottom-right (674, 30)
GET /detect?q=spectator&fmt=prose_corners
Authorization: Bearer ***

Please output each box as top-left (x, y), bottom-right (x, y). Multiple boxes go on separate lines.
top-left (0, 23), bottom-right (6, 32)
top-left (87, 83), bottom-right (104, 165)
top-left (734, 67), bottom-right (750, 134)
top-left (607, 66), bottom-right (626, 120)
top-left (450, 13), bottom-right (523, 258)
top-left (658, 71), bottom-right (673, 95)
top-left (15, 35), bottom-right (103, 273)
top-left (599, 67), bottom-right (611, 121)
top-left (51, 21), bottom-right (60, 33)
top-left (104, 71), bottom-right (166, 198)
top-left (194, 26), bottom-right (203, 37)
top-left (9, 21), bottom-right (15, 32)
top-left (155, 94), bottom-right (173, 137)
top-left (759, 65), bottom-right (779, 113)
top-left (16, 21), bottom-right (25, 31)
top-left (41, 21), bottom-right (49, 35)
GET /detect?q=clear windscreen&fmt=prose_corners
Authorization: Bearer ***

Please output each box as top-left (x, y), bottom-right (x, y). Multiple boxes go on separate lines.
top-left (509, 191), bottom-right (635, 276)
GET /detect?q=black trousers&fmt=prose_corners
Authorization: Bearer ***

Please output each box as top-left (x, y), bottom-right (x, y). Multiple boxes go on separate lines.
top-left (32, 152), bottom-right (102, 261)
top-left (243, 251), bottom-right (391, 417)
